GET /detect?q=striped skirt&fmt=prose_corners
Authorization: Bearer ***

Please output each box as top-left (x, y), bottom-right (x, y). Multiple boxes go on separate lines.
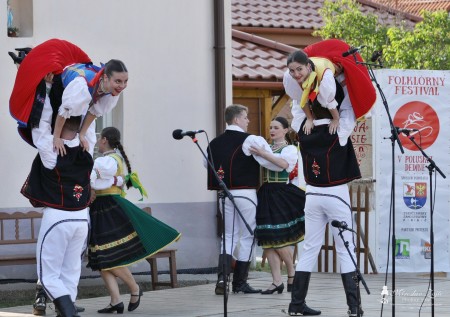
top-left (87, 195), bottom-right (181, 271)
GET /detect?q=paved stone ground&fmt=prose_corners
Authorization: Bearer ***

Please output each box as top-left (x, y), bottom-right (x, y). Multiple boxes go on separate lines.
top-left (1, 272), bottom-right (449, 317)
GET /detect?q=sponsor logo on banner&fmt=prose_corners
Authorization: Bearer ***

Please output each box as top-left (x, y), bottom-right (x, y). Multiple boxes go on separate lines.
top-left (395, 239), bottom-right (410, 259)
top-left (403, 182), bottom-right (427, 209)
top-left (393, 101), bottom-right (440, 151)
top-left (421, 240), bottom-right (431, 259)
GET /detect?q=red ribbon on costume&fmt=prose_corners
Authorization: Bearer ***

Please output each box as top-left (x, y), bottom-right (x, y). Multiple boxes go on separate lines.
top-left (289, 163), bottom-right (299, 181)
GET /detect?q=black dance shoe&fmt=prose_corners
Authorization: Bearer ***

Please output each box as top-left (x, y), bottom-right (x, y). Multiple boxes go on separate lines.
top-left (215, 279), bottom-right (226, 295)
top-left (15, 47), bottom-right (32, 54)
top-left (32, 296), bottom-right (46, 315)
top-left (128, 289), bottom-right (143, 312)
top-left (8, 52), bottom-right (24, 65)
top-left (75, 304), bottom-right (85, 312)
top-left (261, 283), bottom-right (284, 294)
top-left (288, 303), bottom-right (322, 316)
top-left (232, 282), bottom-right (262, 294)
top-left (97, 302), bottom-right (124, 314)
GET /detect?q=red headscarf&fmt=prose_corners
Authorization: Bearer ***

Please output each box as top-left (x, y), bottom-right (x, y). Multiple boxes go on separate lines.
top-left (9, 38), bottom-right (91, 125)
top-left (304, 39), bottom-right (376, 120)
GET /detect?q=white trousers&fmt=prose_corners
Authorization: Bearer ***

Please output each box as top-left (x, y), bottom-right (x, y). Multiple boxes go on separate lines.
top-left (220, 189), bottom-right (257, 262)
top-left (296, 184), bottom-right (356, 273)
top-left (36, 207), bottom-right (89, 301)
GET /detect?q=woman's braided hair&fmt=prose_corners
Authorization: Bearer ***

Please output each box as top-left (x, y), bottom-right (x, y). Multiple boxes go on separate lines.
top-left (101, 127), bottom-right (133, 189)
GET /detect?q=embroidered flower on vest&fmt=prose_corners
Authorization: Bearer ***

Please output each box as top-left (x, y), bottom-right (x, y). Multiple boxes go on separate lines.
top-left (73, 184), bottom-right (83, 202)
top-left (217, 165), bottom-right (225, 180)
top-left (312, 159), bottom-right (320, 177)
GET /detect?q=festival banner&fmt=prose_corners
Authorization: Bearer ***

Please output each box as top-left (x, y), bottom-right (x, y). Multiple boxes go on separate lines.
top-left (374, 69), bottom-right (450, 272)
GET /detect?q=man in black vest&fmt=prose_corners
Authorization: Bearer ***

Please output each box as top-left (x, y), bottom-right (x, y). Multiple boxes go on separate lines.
top-left (207, 104), bottom-right (262, 295)
top-left (21, 115), bottom-right (94, 317)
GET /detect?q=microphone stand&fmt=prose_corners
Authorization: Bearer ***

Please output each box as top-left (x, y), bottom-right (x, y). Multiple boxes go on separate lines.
top-left (406, 134), bottom-right (446, 317)
top-left (352, 53), bottom-right (404, 317)
top-left (337, 227), bottom-right (370, 317)
top-left (185, 134), bottom-right (254, 317)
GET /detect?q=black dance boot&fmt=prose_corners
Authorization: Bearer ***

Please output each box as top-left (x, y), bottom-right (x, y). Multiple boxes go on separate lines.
top-left (53, 295), bottom-right (79, 317)
top-left (215, 254), bottom-right (232, 295)
top-left (15, 47), bottom-right (32, 54)
top-left (288, 271), bottom-right (321, 315)
top-left (32, 284), bottom-right (47, 316)
top-left (341, 271), bottom-right (364, 317)
top-left (8, 51), bottom-right (25, 65)
top-left (232, 261), bottom-right (261, 294)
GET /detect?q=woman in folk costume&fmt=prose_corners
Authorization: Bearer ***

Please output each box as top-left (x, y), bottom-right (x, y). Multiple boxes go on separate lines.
top-left (245, 117), bottom-right (305, 295)
top-left (9, 38), bottom-right (128, 156)
top-left (283, 40), bottom-right (376, 317)
top-left (55, 59), bottom-right (128, 155)
top-left (283, 39), bottom-right (376, 146)
top-left (89, 127), bottom-right (181, 313)
top-left (287, 53), bottom-right (341, 136)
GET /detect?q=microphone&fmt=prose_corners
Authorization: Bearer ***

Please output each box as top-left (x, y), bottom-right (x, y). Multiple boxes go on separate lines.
top-left (331, 220), bottom-right (356, 233)
top-left (172, 129), bottom-right (205, 140)
top-left (370, 50), bottom-right (382, 62)
top-left (342, 45), bottom-right (366, 57)
top-left (396, 127), bottom-right (419, 135)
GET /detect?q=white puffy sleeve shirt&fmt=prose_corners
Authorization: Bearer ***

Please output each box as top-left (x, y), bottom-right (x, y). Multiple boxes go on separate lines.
top-left (283, 70), bottom-right (356, 146)
top-left (32, 83), bottom-right (54, 161)
top-left (58, 77), bottom-right (92, 118)
top-left (37, 134), bottom-right (85, 170)
top-left (89, 93), bottom-right (120, 117)
top-left (58, 77), bottom-right (120, 118)
top-left (91, 156), bottom-right (120, 190)
top-left (32, 83), bottom-right (96, 169)
top-left (242, 136), bottom-right (297, 173)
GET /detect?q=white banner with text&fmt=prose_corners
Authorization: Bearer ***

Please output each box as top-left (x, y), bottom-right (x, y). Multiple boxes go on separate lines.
top-left (374, 69), bottom-right (450, 273)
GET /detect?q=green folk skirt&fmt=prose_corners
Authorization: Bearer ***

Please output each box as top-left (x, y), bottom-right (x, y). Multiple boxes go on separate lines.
top-left (87, 195), bottom-right (181, 271)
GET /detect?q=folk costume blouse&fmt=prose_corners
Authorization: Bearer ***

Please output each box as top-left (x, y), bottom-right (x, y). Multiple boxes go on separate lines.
top-left (91, 152), bottom-right (124, 194)
top-left (242, 136), bottom-right (297, 174)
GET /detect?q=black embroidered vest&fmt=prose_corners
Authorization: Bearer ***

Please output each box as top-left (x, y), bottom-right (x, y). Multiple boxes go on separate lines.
top-left (299, 80), bottom-right (360, 187)
top-left (21, 145), bottom-right (94, 210)
top-left (207, 130), bottom-right (260, 190)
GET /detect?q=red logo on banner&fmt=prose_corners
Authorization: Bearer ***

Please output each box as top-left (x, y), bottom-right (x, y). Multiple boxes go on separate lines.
top-left (393, 101), bottom-right (439, 151)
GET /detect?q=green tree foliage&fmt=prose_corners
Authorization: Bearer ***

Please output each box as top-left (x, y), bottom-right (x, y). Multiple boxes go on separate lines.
top-left (315, 0), bottom-right (450, 70)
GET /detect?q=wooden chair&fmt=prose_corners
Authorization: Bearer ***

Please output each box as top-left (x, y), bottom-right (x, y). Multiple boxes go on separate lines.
top-left (0, 211), bottom-right (42, 266)
top-left (142, 207), bottom-right (178, 289)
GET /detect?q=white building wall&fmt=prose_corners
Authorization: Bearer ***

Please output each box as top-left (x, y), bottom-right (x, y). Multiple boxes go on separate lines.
top-left (0, 0), bottom-right (232, 278)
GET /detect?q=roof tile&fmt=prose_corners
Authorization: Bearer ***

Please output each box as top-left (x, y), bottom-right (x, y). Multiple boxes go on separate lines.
top-left (232, 0), bottom-right (420, 29)
top-left (231, 0), bottom-right (428, 84)
top-left (232, 30), bottom-right (295, 82)
top-left (369, 0), bottom-right (450, 16)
